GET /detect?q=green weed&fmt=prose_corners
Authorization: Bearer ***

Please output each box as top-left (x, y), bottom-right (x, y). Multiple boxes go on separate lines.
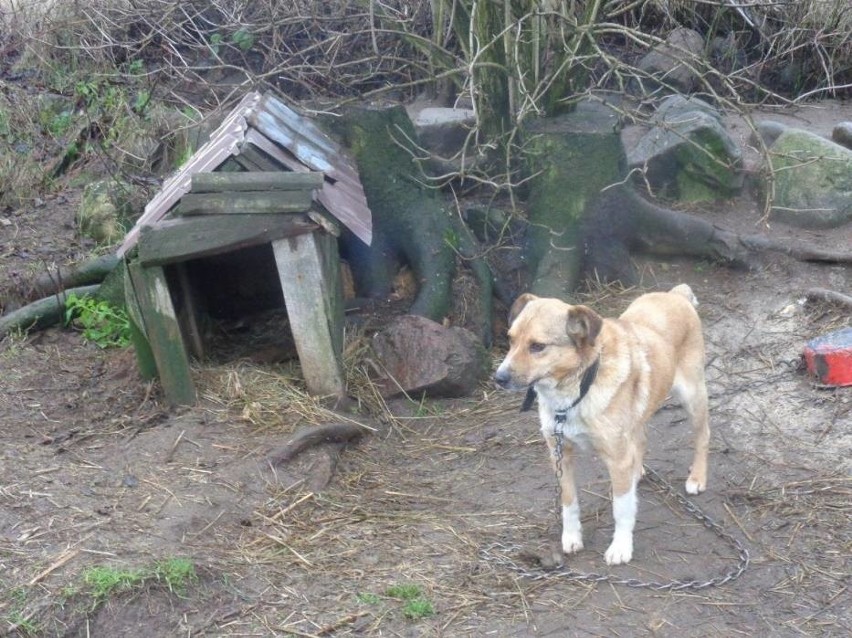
top-left (402, 598), bottom-right (434, 619)
top-left (64, 293), bottom-right (132, 348)
top-left (384, 583), bottom-right (435, 620)
top-left (154, 558), bottom-right (197, 595)
top-left (79, 558), bottom-right (198, 608)
top-left (82, 566), bottom-right (145, 601)
top-left (356, 591), bottom-right (382, 605)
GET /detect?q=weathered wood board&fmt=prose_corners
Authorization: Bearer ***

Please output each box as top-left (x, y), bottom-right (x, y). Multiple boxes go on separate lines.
top-left (272, 231), bottom-right (345, 398)
top-left (127, 261), bottom-right (196, 405)
top-left (138, 214), bottom-right (319, 266)
top-left (176, 190), bottom-right (314, 216)
top-left (190, 171), bottom-right (323, 193)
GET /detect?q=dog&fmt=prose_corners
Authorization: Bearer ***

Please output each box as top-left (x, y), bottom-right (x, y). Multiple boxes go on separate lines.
top-left (494, 284), bottom-right (710, 565)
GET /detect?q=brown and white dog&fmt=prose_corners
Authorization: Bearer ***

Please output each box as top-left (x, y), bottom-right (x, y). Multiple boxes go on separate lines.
top-left (494, 284), bottom-right (710, 565)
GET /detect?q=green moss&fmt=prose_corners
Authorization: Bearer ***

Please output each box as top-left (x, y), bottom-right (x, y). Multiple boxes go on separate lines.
top-left (523, 108), bottom-right (625, 298)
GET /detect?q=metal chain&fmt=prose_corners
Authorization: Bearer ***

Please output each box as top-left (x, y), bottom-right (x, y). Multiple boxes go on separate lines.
top-left (480, 431), bottom-right (750, 590)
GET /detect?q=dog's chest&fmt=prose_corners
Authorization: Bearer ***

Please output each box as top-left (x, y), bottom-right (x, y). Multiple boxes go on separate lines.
top-left (541, 408), bottom-right (592, 448)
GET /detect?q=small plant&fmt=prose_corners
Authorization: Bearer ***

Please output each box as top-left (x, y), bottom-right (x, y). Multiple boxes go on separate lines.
top-left (154, 558), bottom-right (197, 595)
top-left (356, 591), bottom-right (381, 605)
top-left (64, 293), bottom-right (132, 348)
top-left (401, 598), bottom-right (434, 619)
top-left (384, 583), bottom-right (435, 620)
top-left (83, 565), bottom-right (145, 601)
top-left (231, 28), bottom-right (255, 52)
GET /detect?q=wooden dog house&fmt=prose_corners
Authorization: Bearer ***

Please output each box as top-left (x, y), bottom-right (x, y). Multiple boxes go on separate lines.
top-left (119, 92), bottom-right (371, 405)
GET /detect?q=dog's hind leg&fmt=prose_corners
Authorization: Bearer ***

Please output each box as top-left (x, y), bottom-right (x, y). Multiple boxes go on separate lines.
top-left (544, 435), bottom-right (583, 554)
top-left (673, 363), bottom-right (710, 495)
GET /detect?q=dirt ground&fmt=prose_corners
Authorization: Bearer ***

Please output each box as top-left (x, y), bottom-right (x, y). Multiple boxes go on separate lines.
top-left (1, 103), bottom-right (851, 637)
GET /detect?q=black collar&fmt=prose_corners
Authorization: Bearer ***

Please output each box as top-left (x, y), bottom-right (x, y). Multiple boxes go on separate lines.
top-left (520, 357), bottom-right (600, 418)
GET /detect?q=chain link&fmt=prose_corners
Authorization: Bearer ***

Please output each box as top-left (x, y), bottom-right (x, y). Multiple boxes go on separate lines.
top-left (481, 430), bottom-right (750, 590)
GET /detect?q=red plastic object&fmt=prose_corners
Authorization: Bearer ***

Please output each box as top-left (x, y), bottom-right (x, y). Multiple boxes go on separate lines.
top-left (804, 327), bottom-right (852, 387)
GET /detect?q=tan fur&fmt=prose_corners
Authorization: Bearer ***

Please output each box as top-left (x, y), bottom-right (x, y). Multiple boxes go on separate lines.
top-left (495, 284), bottom-right (710, 565)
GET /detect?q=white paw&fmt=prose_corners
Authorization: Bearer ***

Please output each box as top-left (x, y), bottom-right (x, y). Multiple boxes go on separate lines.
top-left (685, 477), bottom-right (706, 495)
top-left (562, 531), bottom-right (584, 554)
top-left (604, 536), bottom-right (633, 565)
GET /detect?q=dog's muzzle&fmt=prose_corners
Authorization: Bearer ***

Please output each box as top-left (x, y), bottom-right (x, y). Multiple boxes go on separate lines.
top-left (493, 368), bottom-right (512, 389)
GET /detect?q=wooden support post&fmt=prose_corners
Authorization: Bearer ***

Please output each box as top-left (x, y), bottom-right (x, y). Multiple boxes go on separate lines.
top-left (272, 231), bottom-right (345, 399)
top-left (127, 261), bottom-right (196, 405)
top-left (173, 263), bottom-right (205, 360)
top-left (122, 259), bottom-right (157, 380)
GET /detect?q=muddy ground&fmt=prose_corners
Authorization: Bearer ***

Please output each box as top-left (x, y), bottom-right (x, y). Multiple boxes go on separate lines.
top-left (1, 104), bottom-right (850, 637)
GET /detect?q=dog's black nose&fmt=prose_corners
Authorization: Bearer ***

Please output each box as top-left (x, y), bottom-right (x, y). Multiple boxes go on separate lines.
top-left (494, 369), bottom-right (511, 388)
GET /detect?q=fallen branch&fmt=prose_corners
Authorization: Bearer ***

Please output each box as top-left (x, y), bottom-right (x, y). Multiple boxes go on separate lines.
top-left (267, 422), bottom-right (366, 466)
top-left (0, 284), bottom-right (100, 339)
top-left (30, 254), bottom-right (118, 299)
top-left (804, 287), bottom-right (852, 310)
top-left (740, 237), bottom-right (852, 265)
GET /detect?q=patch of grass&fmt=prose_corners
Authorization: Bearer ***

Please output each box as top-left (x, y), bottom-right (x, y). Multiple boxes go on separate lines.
top-left (78, 558), bottom-right (199, 609)
top-left (385, 583), bottom-right (423, 600)
top-left (83, 565), bottom-right (146, 601)
top-left (384, 583), bottom-right (435, 620)
top-left (64, 293), bottom-right (132, 348)
top-left (356, 591), bottom-right (382, 605)
top-left (154, 557), bottom-right (197, 595)
top-left (2, 586), bottom-right (39, 635)
top-left (401, 597), bottom-right (434, 619)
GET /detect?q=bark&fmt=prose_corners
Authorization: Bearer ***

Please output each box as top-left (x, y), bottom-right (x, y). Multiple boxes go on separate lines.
top-left (30, 254), bottom-right (118, 299)
top-left (328, 105), bottom-right (493, 341)
top-left (522, 107), bottom-right (626, 298)
top-left (0, 285), bottom-right (101, 338)
top-left (267, 422), bottom-right (365, 465)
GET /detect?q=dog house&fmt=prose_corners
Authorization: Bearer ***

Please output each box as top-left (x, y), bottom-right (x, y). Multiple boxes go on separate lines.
top-left (119, 92), bottom-right (372, 405)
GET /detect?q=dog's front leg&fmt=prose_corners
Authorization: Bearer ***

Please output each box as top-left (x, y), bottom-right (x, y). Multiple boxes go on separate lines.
top-left (604, 460), bottom-right (639, 565)
top-left (544, 434), bottom-right (583, 554)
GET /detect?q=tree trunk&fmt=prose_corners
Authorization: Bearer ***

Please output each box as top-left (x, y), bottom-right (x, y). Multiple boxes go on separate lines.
top-left (328, 105), bottom-right (458, 322)
top-left (522, 104), bottom-right (626, 298)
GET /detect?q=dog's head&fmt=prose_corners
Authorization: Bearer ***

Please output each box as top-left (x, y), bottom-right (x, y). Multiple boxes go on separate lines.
top-left (494, 293), bottom-right (602, 391)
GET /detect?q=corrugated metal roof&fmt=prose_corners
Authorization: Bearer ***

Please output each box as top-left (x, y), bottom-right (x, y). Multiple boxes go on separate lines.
top-left (118, 91), bottom-right (372, 256)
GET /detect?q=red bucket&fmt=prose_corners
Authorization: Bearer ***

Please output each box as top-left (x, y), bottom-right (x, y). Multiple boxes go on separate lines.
top-left (804, 327), bottom-right (852, 387)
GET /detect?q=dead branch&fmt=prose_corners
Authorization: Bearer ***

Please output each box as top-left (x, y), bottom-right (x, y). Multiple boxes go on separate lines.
top-left (804, 288), bottom-right (852, 310)
top-left (739, 237), bottom-right (852, 265)
top-left (267, 422), bottom-right (366, 466)
top-left (0, 284), bottom-right (101, 339)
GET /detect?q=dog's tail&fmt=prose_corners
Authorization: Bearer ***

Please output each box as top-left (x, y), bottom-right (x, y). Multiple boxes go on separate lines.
top-left (670, 283), bottom-right (699, 307)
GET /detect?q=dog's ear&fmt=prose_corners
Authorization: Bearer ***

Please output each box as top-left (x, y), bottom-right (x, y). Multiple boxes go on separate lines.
top-left (565, 305), bottom-right (602, 346)
top-left (508, 293), bottom-right (538, 325)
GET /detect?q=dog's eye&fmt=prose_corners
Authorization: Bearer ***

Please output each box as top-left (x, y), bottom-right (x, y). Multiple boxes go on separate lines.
top-left (529, 342), bottom-right (546, 353)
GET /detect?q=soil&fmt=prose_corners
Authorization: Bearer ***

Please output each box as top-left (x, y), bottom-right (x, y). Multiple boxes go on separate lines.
top-left (1, 102), bottom-right (851, 637)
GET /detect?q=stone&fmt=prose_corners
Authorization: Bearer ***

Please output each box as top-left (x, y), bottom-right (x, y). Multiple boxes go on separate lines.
top-left (635, 28), bottom-right (705, 95)
top-left (831, 121), bottom-right (852, 150)
top-left (371, 315), bottom-right (490, 398)
top-left (765, 128), bottom-right (852, 228)
top-left (409, 105), bottom-right (476, 157)
top-left (627, 95), bottom-right (742, 201)
top-left (751, 120), bottom-right (789, 148)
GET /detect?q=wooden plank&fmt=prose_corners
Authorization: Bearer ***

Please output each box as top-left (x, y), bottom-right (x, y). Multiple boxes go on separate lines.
top-left (272, 231), bottom-right (345, 398)
top-left (173, 262), bottom-right (205, 360)
top-left (244, 130), bottom-right (373, 246)
top-left (176, 191), bottom-right (314, 216)
top-left (138, 214), bottom-right (319, 266)
top-left (191, 171), bottom-right (323, 193)
top-left (127, 261), bottom-right (196, 405)
top-left (122, 259), bottom-right (158, 380)
top-left (235, 143), bottom-right (280, 171)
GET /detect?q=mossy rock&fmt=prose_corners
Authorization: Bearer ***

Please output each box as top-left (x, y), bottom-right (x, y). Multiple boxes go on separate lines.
top-left (767, 129), bottom-right (852, 228)
top-left (77, 180), bottom-right (138, 244)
